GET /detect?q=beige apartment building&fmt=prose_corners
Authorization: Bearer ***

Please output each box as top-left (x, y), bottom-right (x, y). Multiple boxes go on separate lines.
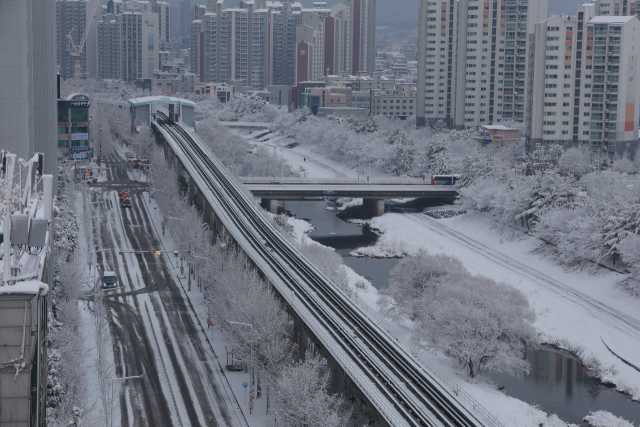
top-left (529, 8), bottom-right (640, 155)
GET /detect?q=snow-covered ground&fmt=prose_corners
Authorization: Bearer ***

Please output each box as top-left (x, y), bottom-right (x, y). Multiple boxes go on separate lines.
top-left (239, 129), bottom-right (392, 180)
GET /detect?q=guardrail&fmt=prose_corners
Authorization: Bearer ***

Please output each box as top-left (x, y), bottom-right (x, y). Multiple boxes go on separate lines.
top-left (240, 177), bottom-right (431, 186)
top-left (423, 205), bottom-right (466, 213)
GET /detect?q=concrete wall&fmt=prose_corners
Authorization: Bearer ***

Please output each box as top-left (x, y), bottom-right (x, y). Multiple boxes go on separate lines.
top-left (0, 293), bottom-right (48, 427)
top-left (0, 0), bottom-right (58, 180)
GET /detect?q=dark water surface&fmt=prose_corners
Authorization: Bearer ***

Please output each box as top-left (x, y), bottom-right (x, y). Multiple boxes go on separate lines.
top-left (282, 199), bottom-right (640, 426)
top-left (281, 199), bottom-right (400, 288)
top-left (486, 349), bottom-right (640, 426)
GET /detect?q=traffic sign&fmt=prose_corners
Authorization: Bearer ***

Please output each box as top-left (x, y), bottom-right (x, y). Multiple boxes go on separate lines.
top-left (323, 190), bottom-right (334, 194)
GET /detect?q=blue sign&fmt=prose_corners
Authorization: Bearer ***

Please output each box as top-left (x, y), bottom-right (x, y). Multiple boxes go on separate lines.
top-left (70, 146), bottom-right (91, 153)
top-left (323, 190), bottom-right (334, 194)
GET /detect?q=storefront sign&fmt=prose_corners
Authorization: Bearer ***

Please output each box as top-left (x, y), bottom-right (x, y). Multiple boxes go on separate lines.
top-left (70, 146), bottom-right (91, 153)
top-left (71, 133), bottom-right (89, 141)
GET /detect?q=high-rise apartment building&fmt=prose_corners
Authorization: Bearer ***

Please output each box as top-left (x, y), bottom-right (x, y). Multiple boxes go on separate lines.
top-left (157, 1), bottom-right (171, 42)
top-left (529, 9), bottom-right (640, 155)
top-left (296, 10), bottom-right (328, 82)
top-left (201, 1), bottom-right (271, 89)
top-left (344, 0), bottom-right (376, 75)
top-left (56, 0), bottom-right (88, 79)
top-left (416, 0), bottom-right (547, 128)
top-left (270, 1), bottom-right (302, 86)
top-left (179, 0), bottom-right (192, 38)
top-left (98, 11), bottom-right (159, 81)
top-left (97, 13), bottom-right (122, 79)
top-left (196, 0), bottom-right (375, 89)
top-left (190, 19), bottom-right (203, 79)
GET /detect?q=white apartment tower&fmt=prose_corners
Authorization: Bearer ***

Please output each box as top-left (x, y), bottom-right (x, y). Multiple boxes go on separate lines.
top-left (416, 0), bottom-right (547, 128)
top-left (530, 12), bottom-right (640, 155)
top-left (100, 11), bottom-right (159, 81)
top-left (191, 19), bottom-right (202, 79)
top-left (201, 2), bottom-right (271, 88)
top-left (157, 1), bottom-right (171, 42)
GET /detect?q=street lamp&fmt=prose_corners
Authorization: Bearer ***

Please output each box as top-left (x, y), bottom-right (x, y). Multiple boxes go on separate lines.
top-left (280, 148), bottom-right (284, 184)
top-left (98, 125), bottom-right (103, 167)
top-left (111, 370), bottom-right (146, 427)
top-left (226, 321), bottom-right (254, 387)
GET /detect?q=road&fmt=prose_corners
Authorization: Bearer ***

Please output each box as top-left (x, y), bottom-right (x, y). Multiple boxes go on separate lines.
top-left (88, 142), bottom-right (246, 427)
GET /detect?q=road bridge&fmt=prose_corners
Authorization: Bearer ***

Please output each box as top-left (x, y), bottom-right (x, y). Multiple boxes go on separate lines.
top-left (152, 111), bottom-right (503, 427)
top-left (240, 177), bottom-right (457, 216)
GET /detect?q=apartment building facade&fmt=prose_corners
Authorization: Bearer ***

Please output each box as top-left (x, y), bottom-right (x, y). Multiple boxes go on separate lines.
top-left (371, 83), bottom-right (417, 119)
top-left (56, 0), bottom-right (88, 79)
top-left (195, 0), bottom-right (375, 89)
top-left (416, 0), bottom-right (547, 128)
top-left (97, 13), bottom-right (122, 79)
top-left (97, 10), bottom-right (160, 81)
top-left (530, 13), bottom-right (640, 155)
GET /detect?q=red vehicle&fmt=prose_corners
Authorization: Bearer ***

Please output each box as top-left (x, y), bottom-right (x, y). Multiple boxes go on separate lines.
top-left (120, 191), bottom-right (129, 200)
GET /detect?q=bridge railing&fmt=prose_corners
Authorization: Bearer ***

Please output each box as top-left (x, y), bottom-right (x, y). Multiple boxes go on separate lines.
top-left (240, 177), bottom-right (432, 185)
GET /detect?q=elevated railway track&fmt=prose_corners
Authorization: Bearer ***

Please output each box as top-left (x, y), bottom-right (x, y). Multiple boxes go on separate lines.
top-left (153, 112), bottom-right (502, 427)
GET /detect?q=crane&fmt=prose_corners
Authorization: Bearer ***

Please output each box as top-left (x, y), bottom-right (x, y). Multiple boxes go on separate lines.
top-left (66, 0), bottom-right (101, 79)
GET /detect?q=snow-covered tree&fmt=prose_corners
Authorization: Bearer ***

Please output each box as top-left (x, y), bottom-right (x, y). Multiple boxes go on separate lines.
top-left (557, 146), bottom-right (592, 176)
top-left (385, 128), bottom-right (415, 175)
top-left (274, 213), bottom-right (294, 236)
top-left (268, 355), bottom-right (352, 427)
top-left (381, 252), bottom-right (537, 378)
top-left (610, 152), bottom-right (636, 174)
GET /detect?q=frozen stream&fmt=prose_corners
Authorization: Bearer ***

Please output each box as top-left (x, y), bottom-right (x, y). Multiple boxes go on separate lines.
top-left (282, 199), bottom-right (640, 427)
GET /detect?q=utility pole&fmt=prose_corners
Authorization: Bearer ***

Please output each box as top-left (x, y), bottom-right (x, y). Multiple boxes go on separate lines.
top-left (98, 125), bottom-right (103, 167)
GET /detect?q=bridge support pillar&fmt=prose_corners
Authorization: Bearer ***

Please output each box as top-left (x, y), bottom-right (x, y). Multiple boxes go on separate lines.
top-left (363, 198), bottom-right (385, 217)
top-left (260, 198), bottom-right (278, 214)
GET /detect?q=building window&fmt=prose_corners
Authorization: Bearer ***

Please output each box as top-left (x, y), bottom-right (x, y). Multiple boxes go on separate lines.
top-left (70, 108), bottom-right (88, 123)
top-left (58, 108), bottom-right (69, 122)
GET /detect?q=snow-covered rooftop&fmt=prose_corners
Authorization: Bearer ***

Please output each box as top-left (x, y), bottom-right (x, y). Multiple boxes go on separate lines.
top-left (588, 16), bottom-right (635, 24)
top-left (128, 96), bottom-right (197, 107)
top-left (0, 280), bottom-right (48, 296)
top-left (483, 124), bottom-right (515, 130)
